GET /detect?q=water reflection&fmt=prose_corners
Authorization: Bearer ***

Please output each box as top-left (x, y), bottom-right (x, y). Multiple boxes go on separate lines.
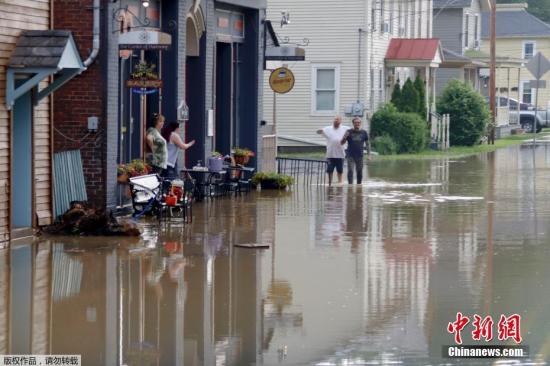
top-left (3, 145), bottom-right (550, 365)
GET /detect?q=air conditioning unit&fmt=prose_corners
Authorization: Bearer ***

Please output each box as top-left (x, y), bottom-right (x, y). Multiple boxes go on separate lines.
top-left (382, 23), bottom-right (390, 33)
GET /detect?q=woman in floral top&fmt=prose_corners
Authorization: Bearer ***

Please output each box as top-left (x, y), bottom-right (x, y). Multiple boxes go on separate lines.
top-left (146, 113), bottom-right (167, 175)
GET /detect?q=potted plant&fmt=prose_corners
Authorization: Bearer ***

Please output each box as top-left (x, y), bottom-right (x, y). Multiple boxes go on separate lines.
top-left (117, 164), bottom-right (129, 183)
top-left (232, 147), bottom-right (255, 166)
top-left (251, 172), bottom-right (294, 190)
top-left (207, 151), bottom-right (224, 171)
top-left (117, 160), bottom-right (152, 184)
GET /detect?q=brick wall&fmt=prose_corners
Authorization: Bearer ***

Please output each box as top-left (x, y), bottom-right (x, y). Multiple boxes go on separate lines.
top-left (53, 0), bottom-right (106, 208)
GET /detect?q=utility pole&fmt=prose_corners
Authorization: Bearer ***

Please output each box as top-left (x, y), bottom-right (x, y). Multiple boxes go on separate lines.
top-left (489, 0), bottom-right (496, 144)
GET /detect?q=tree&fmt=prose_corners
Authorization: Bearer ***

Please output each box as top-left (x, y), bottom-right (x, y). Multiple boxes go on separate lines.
top-left (390, 81), bottom-right (402, 110)
top-left (414, 75), bottom-right (427, 118)
top-left (400, 78), bottom-right (420, 113)
top-left (437, 80), bottom-right (490, 146)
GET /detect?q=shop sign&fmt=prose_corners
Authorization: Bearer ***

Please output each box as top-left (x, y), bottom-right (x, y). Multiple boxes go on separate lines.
top-left (269, 67), bottom-right (295, 94)
top-left (126, 61), bottom-right (162, 93)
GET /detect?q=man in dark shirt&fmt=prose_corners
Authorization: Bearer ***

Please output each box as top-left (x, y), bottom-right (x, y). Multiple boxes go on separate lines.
top-left (341, 117), bottom-right (371, 184)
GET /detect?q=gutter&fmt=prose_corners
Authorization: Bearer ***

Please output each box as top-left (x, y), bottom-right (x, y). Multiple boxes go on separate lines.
top-left (83, 0), bottom-right (100, 67)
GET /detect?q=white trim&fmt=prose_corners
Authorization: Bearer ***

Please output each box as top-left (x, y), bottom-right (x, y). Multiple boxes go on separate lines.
top-left (310, 63), bottom-right (340, 116)
top-left (520, 80), bottom-right (533, 104)
top-left (522, 40), bottom-right (536, 59)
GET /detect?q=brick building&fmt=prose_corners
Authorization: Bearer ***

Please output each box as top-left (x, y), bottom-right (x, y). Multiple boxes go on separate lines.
top-left (53, 0), bottom-right (271, 211)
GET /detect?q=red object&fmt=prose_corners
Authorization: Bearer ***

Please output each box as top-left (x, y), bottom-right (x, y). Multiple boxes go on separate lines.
top-left (165, 195), bottom-right (177, 206)
top-left (164, 242), bottom-right (181, 253)
top-left (385, 38), bottom-right (441, 61)
top-left (472, 315), bottom-right (494, 342)
top-left (447, 312), bottom-right (470, 345)
top-left (498, 314), bottom-right (522, 344)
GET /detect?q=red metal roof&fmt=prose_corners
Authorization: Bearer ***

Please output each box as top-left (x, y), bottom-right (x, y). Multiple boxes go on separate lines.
top-left (385, 38), bottom-right (441, 61)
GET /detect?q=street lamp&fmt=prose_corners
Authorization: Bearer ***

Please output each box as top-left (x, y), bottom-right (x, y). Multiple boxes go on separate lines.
top-left (141, 0), bottom-right (150, 8)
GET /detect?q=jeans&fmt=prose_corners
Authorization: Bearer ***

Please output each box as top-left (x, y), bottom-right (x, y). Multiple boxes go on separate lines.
top-left (347, 156), bottom-right (364, 184)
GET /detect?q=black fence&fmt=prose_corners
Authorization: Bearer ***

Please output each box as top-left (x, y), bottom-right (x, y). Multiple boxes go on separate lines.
top-left (276, 157), bottom-right (327, 186)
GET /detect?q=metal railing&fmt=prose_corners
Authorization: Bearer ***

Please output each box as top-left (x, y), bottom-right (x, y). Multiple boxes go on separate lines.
top-left (276, 157), bottom-right (327, 186)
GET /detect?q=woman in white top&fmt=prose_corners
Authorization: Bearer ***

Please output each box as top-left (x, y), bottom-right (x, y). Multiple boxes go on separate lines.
top-left (161, 121), bottom-right (195, 179)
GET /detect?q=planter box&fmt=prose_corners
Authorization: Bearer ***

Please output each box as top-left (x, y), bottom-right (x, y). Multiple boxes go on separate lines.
top-left (260, 179), bottom-right (284, 190)
top-left (207, 157), bottom-right (223, 172)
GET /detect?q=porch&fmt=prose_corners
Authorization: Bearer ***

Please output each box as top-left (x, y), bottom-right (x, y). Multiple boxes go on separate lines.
top-left (385, 38), bottom-right (444, 120)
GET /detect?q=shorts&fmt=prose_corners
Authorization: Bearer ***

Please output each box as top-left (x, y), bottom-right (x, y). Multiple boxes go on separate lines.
top-left (326, 158), bottom-right (344, 174)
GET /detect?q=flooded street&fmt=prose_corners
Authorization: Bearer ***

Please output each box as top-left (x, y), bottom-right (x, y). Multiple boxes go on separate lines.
top-left (3, 144), bottom-right (550, 365)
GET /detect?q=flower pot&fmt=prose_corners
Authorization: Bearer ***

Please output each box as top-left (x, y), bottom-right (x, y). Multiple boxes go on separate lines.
top-left (260, 179), bottom-right (282, 190)
top-left (117, 173), bottom-right (129, 184)
top-left (207, 157), bottom-right (223, 172)
top-left (234, 155), bottom-right (250, 166)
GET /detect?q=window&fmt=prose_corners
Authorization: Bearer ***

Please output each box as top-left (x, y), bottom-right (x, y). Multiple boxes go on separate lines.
top-left (522, 81), bottom-right (533, 104)
top-left (311, 64), bottom-right (340, 115)
top-left (464, 15), bottom-right (469, 49)
top-left (378, 69), bottom-right (384, 104)
top-left (523, 41), bottom-right (536, 59)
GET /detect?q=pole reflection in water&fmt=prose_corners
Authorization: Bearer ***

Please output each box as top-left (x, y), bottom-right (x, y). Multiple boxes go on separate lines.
top-left (3, 145), bottom-right (550, 365)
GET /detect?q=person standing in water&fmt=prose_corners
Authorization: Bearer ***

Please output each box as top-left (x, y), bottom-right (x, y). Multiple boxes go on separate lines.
top-left (316, 115), bottom-right (349, 186)
top-left (341, 117), bottom-right (371, 184)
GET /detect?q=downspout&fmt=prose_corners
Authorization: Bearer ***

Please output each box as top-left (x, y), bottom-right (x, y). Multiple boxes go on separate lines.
top-left (84, 0), bottom-right (100, 67)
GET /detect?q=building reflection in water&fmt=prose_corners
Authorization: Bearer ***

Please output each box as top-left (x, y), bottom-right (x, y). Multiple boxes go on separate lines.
top-left (4, 147), bottom-right (550, 364)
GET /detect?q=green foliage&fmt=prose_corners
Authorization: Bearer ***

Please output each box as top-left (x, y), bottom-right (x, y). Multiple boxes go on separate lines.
top-left (232, 147), bottom-right (255, 157)
top-left (371, 103), bottom-right (428, 153)
top-left (251, 172), bottom-right (294, 189)
top-left (400, 78), bottom-right (420, 113)
top-left (437, 80), bottom-right (490, 146)
top-left (390, 81), bottom-right (402, 110)
top-left (372, 135), bottom-right (398, 155)
top-left (414, 75), bottom-right (427, 117)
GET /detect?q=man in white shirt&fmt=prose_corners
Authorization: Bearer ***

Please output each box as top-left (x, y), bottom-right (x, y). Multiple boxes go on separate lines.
top-left (317, 115), bottom-right (349, 186)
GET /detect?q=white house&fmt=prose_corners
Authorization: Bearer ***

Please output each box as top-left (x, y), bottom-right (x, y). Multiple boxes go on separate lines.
top-left (263, 0), bottom-right (441, 149)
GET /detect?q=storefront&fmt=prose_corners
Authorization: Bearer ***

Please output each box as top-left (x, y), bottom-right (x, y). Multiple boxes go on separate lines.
top-left (106, 0), bottom-right (267, 209)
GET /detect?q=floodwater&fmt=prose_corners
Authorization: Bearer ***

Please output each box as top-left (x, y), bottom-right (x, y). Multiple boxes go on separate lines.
top-left (3, 144), bottom-right (550, 366)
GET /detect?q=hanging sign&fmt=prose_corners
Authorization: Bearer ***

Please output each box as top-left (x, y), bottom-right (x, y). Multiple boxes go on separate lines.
top-left (126, 61), bottom-right (162, 89)
top-left (269, 67), bottom-right (295, 94)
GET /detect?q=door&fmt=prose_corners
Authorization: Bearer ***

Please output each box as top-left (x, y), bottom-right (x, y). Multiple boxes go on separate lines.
top-left (11, 88), bottom-right (33, 232)
top-left (215, 42), bottom-right (232, 155)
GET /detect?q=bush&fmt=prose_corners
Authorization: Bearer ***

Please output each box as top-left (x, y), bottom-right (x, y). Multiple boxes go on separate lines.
top-left (371, 104), bottom-right (427, 153)
top-left (400, 78), bottom-right (420, 113)
top-left (437, 80), bottom-right (490, 146)
top-left (251, 172), bottom-right (294, 190)
top-left (372, 135), bottom-right (398, 155)
top-left (414, 75), bottom-right (427, 117)
top-left (390, 81), bottom-right (402, 110)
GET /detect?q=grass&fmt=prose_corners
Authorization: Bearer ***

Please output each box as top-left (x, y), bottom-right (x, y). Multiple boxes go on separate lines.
top-left (279, 130), bottom-right (550, 161)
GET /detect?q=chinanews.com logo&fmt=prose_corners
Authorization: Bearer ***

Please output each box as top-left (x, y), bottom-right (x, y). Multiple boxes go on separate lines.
top-left (443, 313), bottom-right (529, 359)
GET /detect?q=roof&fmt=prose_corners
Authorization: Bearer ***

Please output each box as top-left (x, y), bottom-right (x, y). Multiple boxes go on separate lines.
top-left (8, 30), bottom-right (77, 68)
top-left (385, 38), bottom-right (442, 61)
top-left (443, 48), bottom-right (471, 62)
top-left (434, 0), bottom-right (490, 10)
top-left (433, 0), bottom-right (471, 9)
top-left (481, 9), bottom-right (550, 38)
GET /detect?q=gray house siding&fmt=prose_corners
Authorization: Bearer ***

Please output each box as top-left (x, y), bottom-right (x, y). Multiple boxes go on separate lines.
top-left (436, 68), bottom-right (463, 96)
top-left (433, 8), bottom-right (463, 53)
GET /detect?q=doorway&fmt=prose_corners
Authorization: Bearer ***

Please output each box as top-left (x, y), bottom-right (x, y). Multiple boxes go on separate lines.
top-left (11, 87), bottom-right (33, 234)
top-left (215, 42), bottom-right (232, 156)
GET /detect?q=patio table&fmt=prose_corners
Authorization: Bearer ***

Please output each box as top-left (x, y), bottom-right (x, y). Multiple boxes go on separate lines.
top-left (180, 168), bottom-right (226, 201)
